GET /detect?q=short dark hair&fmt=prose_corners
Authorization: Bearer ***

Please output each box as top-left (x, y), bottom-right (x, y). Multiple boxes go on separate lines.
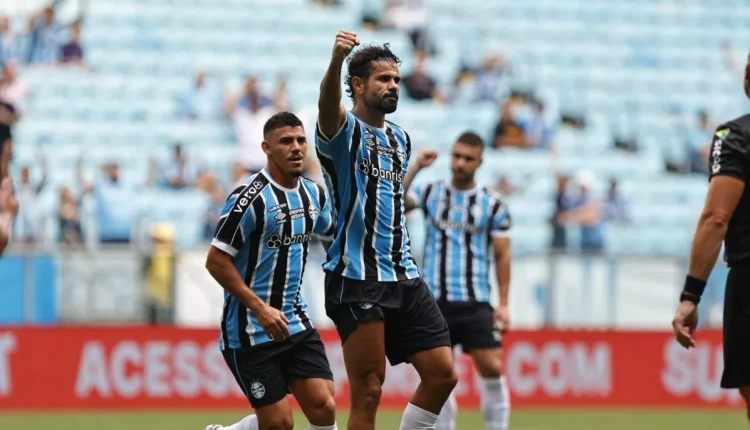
top-left (263, 111), bottom-right (304, 138)
top-left (345, 44), bottom-right (402, 101)
top-left (455, 131), bottom-right (485, 149)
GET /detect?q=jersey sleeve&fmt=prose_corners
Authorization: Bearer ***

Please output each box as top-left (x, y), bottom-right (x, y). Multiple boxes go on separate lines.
top-left (709, 123), bottom-right (748, 182)
top-left (313, 191), bottom-right (336, 241)
top-left (490, 196), bottom-right (511, 238)
top-left (211, 185), bottom-right (258, 257)
top-left (315, 110), bottom-right (355, 158)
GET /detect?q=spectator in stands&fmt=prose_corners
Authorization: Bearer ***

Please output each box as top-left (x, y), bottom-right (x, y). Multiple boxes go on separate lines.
top-left (78, 158), bottom-right (148, 245)
top-left (686, 110), bottom-right (713, 174)
top-left (59, 21), bottom-right (85, 67)
top-left (226, 76), bottom-right (287, 175)
top-left (550, 172), bottom-right (571, 251)
top-left (0, 17), bottom-right (18, 67)
top-left (381, 0), bottom-right (431, 53)
top-left (177, 71), bottom-right (223, 120)
top-left (603, 179), bottom-right (629, 223)
top-left (559, 170), bottom-right (605, 253)
top-left (27, 3), bottom-right (77, 66)
top-left (203, 184), bottom-right (225, 241)
top-left (14, 157), bottom-right (47, 244)
top-left (474, 54), bottom-right (511, 104)
top-left (448, 66), bottom-right (475, 104)
top-left (58, 186), bottom-right (84, 246)
top-left (402, 50), bottom-right (446, 103)
top-left (0, 102), bottom-right (16, 181)
top-left (521, 98), bottom-right (554, 150)
top-left (492, 101), bottom-right (527, 148)
top-left (231, 161), bottom-right (247, 188)
top-left (162, 143), bottom-right (200, 189)
top-left (0, 63), bottom-right (29, 111)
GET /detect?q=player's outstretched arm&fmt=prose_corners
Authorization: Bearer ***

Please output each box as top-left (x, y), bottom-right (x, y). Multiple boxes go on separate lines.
top-left (318, 30), bottom-right (358, 141)
top-left (206, 247), bottom-right (291, 341)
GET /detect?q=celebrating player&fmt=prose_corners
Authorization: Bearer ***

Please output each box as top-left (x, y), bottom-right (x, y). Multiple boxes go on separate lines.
top-left (205, 112), bottom-right (339, 430)
top-left (671, 51), bottom-right (750, 425)
top-left (0, 177), bottom-right (16, 256)
top-left (316, 30), bottom-right (457, 430)
top-left (404, 133), bottom-right (512, 430)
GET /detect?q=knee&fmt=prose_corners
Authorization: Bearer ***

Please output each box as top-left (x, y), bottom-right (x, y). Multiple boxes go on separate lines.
top-left (428, 364), bottom-right (458, 392)
top-left (740, 387), bottom-right (750, 415)
top-left (306, 393), bottom-right (337, 424)
top-left (481, 360), bottom-right (504, 379)
top-left (262, 415), bottom-right (295, 430)
top-left (351, 370), bottom-right (385, 409)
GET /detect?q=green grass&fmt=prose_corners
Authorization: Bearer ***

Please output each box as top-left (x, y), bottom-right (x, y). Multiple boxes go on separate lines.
top-left (0, 410), bottom-right (744, 429)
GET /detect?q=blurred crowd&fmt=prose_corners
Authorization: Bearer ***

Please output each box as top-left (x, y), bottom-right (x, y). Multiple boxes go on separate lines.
top-left (3, 0), bottom-right (744, 257)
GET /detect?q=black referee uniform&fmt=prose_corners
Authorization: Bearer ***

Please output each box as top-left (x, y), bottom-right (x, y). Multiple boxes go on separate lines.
top-left (707, 115), bottom-right (750, 389)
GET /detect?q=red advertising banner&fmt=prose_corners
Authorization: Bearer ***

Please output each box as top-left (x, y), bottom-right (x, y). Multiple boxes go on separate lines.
top-left (0, 327), bottom-right (741, 410)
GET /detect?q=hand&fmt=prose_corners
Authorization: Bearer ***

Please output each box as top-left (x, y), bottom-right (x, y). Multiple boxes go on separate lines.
top-left (672, 300), bottom-right (698, 349)
top-left (494, 305), bottom-right (510, 334)
top-left (255, 304), bottom-right (291, 342)
top-left (415, 149), bottom-right (438, 169)
top-left (332, 30), bottom-right (359, 61)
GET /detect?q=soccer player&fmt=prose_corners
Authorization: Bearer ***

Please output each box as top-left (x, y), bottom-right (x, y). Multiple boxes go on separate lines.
top-left (205, 112), bottom-right (339, 430)
top-left (316, 30), bottom-right (457, 430)
top-left (0, 177), bottom-right (16, 256)
top-left (672, 51), bottom-right (750, 424)
top-left (404, 133), bottom-right (512, 430)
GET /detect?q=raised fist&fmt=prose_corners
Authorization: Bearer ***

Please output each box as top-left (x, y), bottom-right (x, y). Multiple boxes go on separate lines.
top-left (332, 30), bottom-right (360, 61)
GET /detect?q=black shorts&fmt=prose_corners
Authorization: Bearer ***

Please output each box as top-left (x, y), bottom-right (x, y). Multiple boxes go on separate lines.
top-left (222, 329), bottom-right (333, 408)
top-left (325, 271), bottom-right (451, 366)
top-left (722, 266), bottom-right (750, 388)
top-left (439, 301), bottom-right (502, 352)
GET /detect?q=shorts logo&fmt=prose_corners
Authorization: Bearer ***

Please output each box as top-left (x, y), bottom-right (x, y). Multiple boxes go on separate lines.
top-left (359, 302), bottom-right (374, 309)
top-left (250, 382), bottom-right (265, 399)
top-left (493, 329), bottom-right (501, 342)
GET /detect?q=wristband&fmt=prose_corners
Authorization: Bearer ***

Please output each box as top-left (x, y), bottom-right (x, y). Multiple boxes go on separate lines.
top-left (680, 292), bottom-right (700, 305)
top-left (683, 275), bottom-right (707, 297)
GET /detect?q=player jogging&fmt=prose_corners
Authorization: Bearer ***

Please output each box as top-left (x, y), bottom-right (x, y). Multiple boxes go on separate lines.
top-left (404, 133), bottom-right (512, 430)
top-left (316, 30), bottom-right (457, 430)
top-left (205, 112), bottom-right (339, 430)
top-left (672, 51), bottom-right (750, 424)
top-left (0, 177), bottom-right (16, 256)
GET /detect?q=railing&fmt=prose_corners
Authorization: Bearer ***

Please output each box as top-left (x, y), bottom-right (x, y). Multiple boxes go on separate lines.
top-left (1, 244), bottom-right (728, 329)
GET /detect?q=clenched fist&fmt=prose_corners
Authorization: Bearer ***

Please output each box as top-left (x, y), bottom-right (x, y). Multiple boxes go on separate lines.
top-left (332, 30), bottom-right (360, 61)
top-left (415, 149), bottom-right (438, 169)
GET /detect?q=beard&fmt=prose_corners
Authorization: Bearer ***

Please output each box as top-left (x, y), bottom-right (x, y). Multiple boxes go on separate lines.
top-left (364, 93), bottom-right (398, 114)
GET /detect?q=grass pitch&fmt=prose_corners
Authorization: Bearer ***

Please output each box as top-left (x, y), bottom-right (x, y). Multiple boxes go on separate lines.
top-left (0, 409), bottom-right (744, 430)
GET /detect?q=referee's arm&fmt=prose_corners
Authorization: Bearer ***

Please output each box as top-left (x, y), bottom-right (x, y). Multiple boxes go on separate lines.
top-left (672, 125), bottom-right (747, 348)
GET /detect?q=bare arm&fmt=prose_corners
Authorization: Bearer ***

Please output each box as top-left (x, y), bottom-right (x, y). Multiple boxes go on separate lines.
top-left (494, 236), bottom-right (511, 306)
top-left (687, 176), bottom-right (744, 282)
top-left (403, 149), bottom-right (437, 212)
top-left (205, 246), bottom-right (291, 340)
top-left (318, 30), bottom-right (359, 140)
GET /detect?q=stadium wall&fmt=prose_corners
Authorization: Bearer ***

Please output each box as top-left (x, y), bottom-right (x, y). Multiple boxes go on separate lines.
top-left (0, 327), bottom-right (740, 411)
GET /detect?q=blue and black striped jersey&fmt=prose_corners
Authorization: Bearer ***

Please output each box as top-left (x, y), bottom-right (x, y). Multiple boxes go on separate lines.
top-left (212, 168), bottom-right (335, 349)
top-left (409, 181), bottom-right (511, 303)
top-left (315, 111), bottom-right (420, 282)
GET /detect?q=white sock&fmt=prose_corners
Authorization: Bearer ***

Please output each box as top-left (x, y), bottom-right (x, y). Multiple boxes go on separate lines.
top-left (435, 390), bottom-right (457, 430)
top-left (219, 414), bottom-right (259, 430)
top-left (399, 402), bottom-right (439, 430)
top-left (308, 424), bottom-right (337, 430)
top-left (481, 376), bottom-right (510, 430)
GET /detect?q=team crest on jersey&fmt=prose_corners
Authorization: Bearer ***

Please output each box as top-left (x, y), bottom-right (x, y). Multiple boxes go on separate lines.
top-left (396, 146), bottom-right (405, 163)
top-left (250, 382), bottom-right (265, 399)
top-left (359, 302), bottom-right (374, 309)
top-left (309, 204), bottom-right (318, 217)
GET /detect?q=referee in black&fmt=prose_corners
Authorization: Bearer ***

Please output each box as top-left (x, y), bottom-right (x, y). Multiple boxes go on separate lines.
top-left (672, 51), bottom-right (750, 421)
